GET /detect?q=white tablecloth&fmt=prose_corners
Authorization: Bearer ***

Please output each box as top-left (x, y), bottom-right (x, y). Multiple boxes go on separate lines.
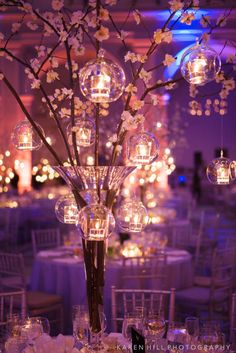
top-left (30, 247), bottom-right (193, 332)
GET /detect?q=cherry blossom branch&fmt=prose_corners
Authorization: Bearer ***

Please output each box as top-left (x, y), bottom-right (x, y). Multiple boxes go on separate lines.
top-left (1, 47), bottom-right (74, 166)
top-left (1, 73), bottom-right (62, 165)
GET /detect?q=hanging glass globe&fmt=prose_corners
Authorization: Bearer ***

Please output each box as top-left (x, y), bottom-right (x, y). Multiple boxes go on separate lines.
top-left (116, 199), bottom-right (149, 233)
top-left (180, 44), bottom-right (221, 86)
top-left (67, 117), bottom-right (95, 147)
top-left (11, 119), bottom-right (44, 151)
top-left (55, 193), bottom-right (78, 224)
top-left (127, 132), bottom-right (159, 166)
top-left (78, 204), bottom-right (115, 241)
top-left (79, 50), bottom-right (126, 103)
top-left (206, 153), bottom-right (233, 185)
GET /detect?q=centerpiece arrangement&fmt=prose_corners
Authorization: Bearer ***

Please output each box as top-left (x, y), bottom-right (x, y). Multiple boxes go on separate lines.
top-left (0, 0), bottom-right (235, 335)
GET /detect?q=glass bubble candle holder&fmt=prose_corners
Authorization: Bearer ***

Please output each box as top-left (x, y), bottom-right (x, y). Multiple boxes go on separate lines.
top-left (206, 152), bottom-right (233, 185)
top-left (11, 119), bottom-right (44, 151)
top-left (116, 199), bottom-right (149, 233)
top-left (78, 204), bottom-right (115, 241)
top-left (79, 50), bottom-right (126, 103)
top-left (180, 44), bottom-right (221, 86)
top-left (127, 132), bottom-right (159, 166)
top-left (68, 117), bottom-right (95, 148)
top-left (55, 193), bottom-right (78, 224)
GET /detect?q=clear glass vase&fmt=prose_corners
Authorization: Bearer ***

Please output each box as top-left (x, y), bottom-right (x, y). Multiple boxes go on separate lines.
top-left (53, 166), bottom-right (135, 334)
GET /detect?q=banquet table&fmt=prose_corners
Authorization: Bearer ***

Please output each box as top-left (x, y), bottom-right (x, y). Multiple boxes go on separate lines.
top-left (30, 247), bottom-right (193, 332)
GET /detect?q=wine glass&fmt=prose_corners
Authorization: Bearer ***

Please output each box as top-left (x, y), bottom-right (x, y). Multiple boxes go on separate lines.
top-left (145, 313), bottom-right (166, 339)
top-left (122, 312), bottom-right (144, 341)
top-left (167, 322), bottom-right (188, 353)
top-left (21, 317), bottom-right (50, 341)
top-left (185, 317), bottom-right (199, 344)
top-left (72, 305), bottom-right (90, 347)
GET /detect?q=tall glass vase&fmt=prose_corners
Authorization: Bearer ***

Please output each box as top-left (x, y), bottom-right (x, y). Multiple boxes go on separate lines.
top-left (53, 166), bottom-right (135, 333)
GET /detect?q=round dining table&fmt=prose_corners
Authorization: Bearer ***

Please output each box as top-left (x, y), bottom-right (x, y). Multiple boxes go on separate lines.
top-left (30, 247), bottom-right (193, 332)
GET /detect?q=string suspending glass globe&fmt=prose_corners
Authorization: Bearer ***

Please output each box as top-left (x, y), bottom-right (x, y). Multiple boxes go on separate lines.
top-left (67, 117), bottom-right (95, 147)
top-left (116, 199), bottom-right (149, 233)
top-left (127, 132), bottom-right (159, 166)
top-left (79, 50), bottom-right (126, 103)
top-left (11, 119), bottom-right (44, 151)
top-left (206, 154), bottom-right (233, 185)
top-left (78, 204), bottom-right (115, 241)
top-left (55, 194), bottom-right (78, 224)
top-left (180, 44), bottom-right (221, 86)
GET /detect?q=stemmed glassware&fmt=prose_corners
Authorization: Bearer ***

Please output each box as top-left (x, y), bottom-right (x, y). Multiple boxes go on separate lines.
top-left (145, 311), bottom-right (166, 339)
top-left (167, 322), bottom-right (188, 353)
top-left (185, 317), bottom-right (199, 344)
top-left (122, 311), bottom-right (144, 341)
top-left (72, 305), bottom-right (90, 347)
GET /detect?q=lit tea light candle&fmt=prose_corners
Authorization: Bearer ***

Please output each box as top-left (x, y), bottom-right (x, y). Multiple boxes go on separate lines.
top-left (91, 73), bottom-right (111, 101)
top-left (18, 130), bottom-right (33, 150)
top-left (217, 166), bottom-right (230, 184)
top-left (64, 204), bottom-right (78, 224)
top-left (134, 142), bottom-right (152, 163)
top-left (188, 57), bottom-right (207, 85)
top-left (89, 218), bottom-right (108, 239)
top-left (76, 127), bottom-right (91, 147)
top-left (130, 214), bottom-right (142, 232)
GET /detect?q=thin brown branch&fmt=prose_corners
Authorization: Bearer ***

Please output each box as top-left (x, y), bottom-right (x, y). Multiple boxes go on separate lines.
top-left (1, 73), bottom-right (62, 165)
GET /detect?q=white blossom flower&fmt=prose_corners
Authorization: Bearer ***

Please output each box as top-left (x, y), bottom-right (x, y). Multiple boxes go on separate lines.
top-left (26, 22), bottom-right (38, 30)
top-left (0, 73), bottom-right (4, 80)
top-left (117, 30), bottom-right (129, 40)
top-left (109, 134), bottom-right (118, 143)
top-left (99, 8), bottom-right (109, 21)
top-left (131, 99), bottom-right (144, 111)
top-left (180, 12), bottom-right (195, 25)
top-left (139, 68), bottom-right (152, 84)
top-left (121, 111), bottom-right (144, 131)
top-left (31, 79), bottom-right (40, 89)
top-left (125, 84), bottom-right (137, 94)
top-left (153, 29), bottom-right (172, 44)
top-left (59, 31), bottom-right (68, 42)
top-left (36, 45), bottom-right (46, 58)
top-left (51, 57), bottom-right (59, 68)
top-left (22, 3), bottom-right (33, 13)
top-left (163, 54), bottom-right (176, 67)
top-left (165, 80), bottom-right (176, 90)
top-left (168, 0), bottom-right (184, 12)
top-left (46, 70), bottom-right (59, 83)
top-left (30, 58), bottom-right (40, 71)
top-left (71, 11), bottom-right (83, 26)
top-left (11, 22), bottom-right (21, 33)
top-left (149, 94), bottom-right (161, 106)
top-left (133, 10), bottom-right (141, 25)
top-left (86, 14), bottom-right (97, 28)
top-left (51, 0), bottom-right (64, 11)
top-left (94, 26), bottom-right (109, 41)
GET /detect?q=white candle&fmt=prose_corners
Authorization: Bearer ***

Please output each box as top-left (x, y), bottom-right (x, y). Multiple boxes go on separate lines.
top-left (130, 214), bottom-right (142, 232)
top-left (91, 73), bottom-right (111, 100)
top-left (77, 127), bottom-right (91, 147)
top-left (89, 218), bottom-right (108, 239)
top-left (188, 57), bottom-right (207, 85)
top-left (217, 166), bottom-right (230, 184)
top-left (18, 131), bottom-right (33, 150)
top-left (134, 142), bottom-right (152, 163)
top-left (64, 204), bottom-right (78, 224)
